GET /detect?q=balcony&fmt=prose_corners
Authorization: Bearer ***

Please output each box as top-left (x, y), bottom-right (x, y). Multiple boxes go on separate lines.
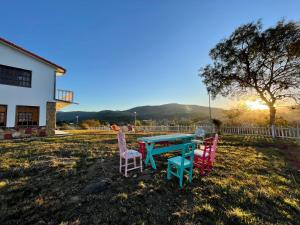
top-left (56, 89), bottom-right (74, 102)
top-left (55, 89), bottom-right (75, 110)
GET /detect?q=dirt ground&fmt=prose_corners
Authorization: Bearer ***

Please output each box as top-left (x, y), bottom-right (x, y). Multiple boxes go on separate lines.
top-left (0, 132), bottom-right (299, 225)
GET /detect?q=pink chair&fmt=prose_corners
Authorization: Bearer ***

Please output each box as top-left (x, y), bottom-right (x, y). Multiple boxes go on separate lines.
top-left (117, 131), bottom-right (143, 177)
top-left (193, 134), bottom-right (219, 175)
top-left (208, 134), bottom-right (219, 169)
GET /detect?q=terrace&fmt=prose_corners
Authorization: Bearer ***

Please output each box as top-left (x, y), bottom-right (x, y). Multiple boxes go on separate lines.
top-left (55, 89), bottom-right (75, 110)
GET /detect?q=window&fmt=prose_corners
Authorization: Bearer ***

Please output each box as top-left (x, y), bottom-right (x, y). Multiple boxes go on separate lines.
top-left (0, 64), bottom-right (32, 88)
top-left (16, 106), bottom-right (39, 127)
top-left (0, 105), bottom-right (7, 127)
top-left (17, 113), bottom-right (33, 125)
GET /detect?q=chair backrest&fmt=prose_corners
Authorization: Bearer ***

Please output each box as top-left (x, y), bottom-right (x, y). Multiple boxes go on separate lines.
top-left (210, 134), bottom-right (219, 163)
top-left (202, 137), bottom-right (214, 159)
top-left (180, 142), bottom-right (195, 166)
top-left (117, 131), bottom-right (127, 155)
top-left (128, 124), bottom-right (133, 131)
top-left (195, 128), bottom-right (205, 138)
top-left (111, 124), bottom-right (120, 131)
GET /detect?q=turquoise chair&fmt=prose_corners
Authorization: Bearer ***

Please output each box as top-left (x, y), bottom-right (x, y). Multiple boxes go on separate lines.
top-left (167, 142), bottom-right (195, 188)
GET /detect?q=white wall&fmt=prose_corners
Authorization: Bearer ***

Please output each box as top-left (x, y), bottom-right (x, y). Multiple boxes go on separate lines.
top-left (0, 43), bottom-right (56, 127)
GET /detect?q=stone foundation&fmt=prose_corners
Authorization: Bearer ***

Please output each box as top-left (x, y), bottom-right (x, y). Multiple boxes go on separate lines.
top-left (46, 102), bottom-right (56, 136)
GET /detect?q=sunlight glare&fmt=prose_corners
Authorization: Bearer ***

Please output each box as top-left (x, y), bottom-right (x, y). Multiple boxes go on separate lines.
top-left (245, 99), bottom-right (269, 110)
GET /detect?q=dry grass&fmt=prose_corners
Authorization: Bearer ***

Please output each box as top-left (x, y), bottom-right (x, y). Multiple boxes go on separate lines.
top-left (0, 131), bottom-right (299, 225)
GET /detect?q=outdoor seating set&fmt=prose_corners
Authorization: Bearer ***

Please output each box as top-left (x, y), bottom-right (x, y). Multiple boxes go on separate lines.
top-left (117, 128), bottom-right (219, 188)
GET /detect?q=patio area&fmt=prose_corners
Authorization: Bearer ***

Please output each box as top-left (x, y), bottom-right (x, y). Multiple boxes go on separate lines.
top-left (0, 131), bottom-right (299, 225)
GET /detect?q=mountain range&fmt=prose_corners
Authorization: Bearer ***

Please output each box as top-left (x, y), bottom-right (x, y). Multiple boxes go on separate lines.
top-left (56, 103), bottom-right (225, 123)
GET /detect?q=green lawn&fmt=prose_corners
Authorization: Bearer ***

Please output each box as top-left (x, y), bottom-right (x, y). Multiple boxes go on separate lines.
top-left (0, 132), bottom-right (299, 225)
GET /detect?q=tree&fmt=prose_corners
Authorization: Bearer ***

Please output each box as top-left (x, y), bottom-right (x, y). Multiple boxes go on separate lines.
top-left (224, 108), bottom-right (243, 125)
top-left (200, 20), bottom-right (300, 131)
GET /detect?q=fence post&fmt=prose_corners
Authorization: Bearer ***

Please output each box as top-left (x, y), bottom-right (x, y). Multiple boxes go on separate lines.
top-left (271, 125), bottom-right (276, 139)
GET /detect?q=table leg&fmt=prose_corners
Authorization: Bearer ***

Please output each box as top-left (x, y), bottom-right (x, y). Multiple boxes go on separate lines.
top-left (145, 143), bottom-right (156, 169)
top-left (145, 143), bottom-right (151, 165)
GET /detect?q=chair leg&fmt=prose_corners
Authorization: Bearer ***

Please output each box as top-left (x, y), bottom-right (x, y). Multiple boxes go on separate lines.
top-left (199, 158), bottom-right (206, 176)
top-left (119, 157), bottom-right (122, 173)
top-left (189, 167), bottom-right (193, 183)
top-left (200, 163), bottom-right (204, 175)
top-left (208, 161), bottom-right (213, 171)
top-left (125, 158), bottom-right (128, 177)
top-left (167, 161), bottom-right (171, 180)
top-left (134, 157), bottom-right (136, 168)
top-left (179, 167), bottom-right (184, 189)
top-left (140, 156), bottom-right (143, 172)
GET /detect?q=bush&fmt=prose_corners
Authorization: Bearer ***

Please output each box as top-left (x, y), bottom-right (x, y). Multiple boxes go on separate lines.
top-left (80, 119), bottom-right (101, 129)
top-left (212, 118), bottom-right (222, 134)
top-left (61, 123), bottom-right (75, 130)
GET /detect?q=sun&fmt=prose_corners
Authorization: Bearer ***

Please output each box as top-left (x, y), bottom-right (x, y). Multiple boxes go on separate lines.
top-left (245, 99), bottom-right (269, 110)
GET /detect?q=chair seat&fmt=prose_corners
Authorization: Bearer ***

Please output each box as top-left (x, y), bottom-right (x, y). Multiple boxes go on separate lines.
top-left (194, 149), bottom-right (209, 158)
top-left (168, 156), bottom-right (192, 167)
top-left (123, 149), bottom-right (142, 158)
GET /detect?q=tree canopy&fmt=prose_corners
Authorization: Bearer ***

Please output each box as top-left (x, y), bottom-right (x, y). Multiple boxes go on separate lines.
top-left (200, 20), bottom-right (300, 126)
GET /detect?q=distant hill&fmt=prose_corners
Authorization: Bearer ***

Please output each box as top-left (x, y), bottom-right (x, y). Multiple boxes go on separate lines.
top-left (56, 103), bottom-right (225, 123)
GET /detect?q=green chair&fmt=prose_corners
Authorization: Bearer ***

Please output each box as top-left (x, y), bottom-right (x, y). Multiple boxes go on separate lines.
top-left (167, 142), bottom-right (195, 188)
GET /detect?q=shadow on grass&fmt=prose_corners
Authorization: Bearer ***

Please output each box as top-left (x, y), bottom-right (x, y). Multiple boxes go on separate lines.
top-left (0, 134), bottom-right (299, 225)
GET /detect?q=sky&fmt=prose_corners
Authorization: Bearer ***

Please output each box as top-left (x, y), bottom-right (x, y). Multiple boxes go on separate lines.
top-left (1, 0), bottom-right (300, 111)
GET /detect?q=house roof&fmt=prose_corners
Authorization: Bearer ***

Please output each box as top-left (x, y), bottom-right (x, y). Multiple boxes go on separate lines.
top-left (0, 37), bottom-right (66, 75)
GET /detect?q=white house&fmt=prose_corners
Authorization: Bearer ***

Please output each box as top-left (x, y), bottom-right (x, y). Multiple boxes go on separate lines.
top-left (0, 37), bottom-right (74, 135)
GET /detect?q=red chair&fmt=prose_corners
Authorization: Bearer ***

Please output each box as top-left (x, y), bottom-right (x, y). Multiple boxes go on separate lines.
top-left (138, 141), bottom-right (146, 159)
top-left (193, 134), bottom-right (219, 175)
top-left (4, 132), bottom-right (13, 139)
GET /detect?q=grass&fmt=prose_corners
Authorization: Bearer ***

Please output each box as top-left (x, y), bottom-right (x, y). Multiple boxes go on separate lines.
top-left (0, 131), bottom-right (299, 225)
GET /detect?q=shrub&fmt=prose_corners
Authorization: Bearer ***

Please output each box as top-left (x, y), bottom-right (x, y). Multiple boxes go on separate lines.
top-left (212, 118), bottom-right (222, 134)
top-left (80, 119), bottom-right (101, 129)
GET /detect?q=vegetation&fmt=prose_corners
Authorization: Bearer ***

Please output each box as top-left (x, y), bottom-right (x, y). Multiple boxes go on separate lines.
top-left (79, 119), bottom-right (101, 129)
top-left (200, 20), bottom-right (300, 127)
top-left (57, 103), bottom-right (225, 124)
top-left (211, 118), bottom-right (222, 133)
top-left (57, 103), bottom-right (300, 127)
top-left (223, 106), bottom-right (292, 126)
top-left (0, 131), bottom-right (299, 224)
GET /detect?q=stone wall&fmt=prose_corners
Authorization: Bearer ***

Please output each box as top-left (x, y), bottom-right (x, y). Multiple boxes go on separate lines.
top-left (46, 102), bottom-right (56, 136)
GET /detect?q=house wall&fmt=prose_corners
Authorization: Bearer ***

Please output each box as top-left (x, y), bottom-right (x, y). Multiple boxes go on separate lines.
top-left (0, 43), bottom-right (56, 127)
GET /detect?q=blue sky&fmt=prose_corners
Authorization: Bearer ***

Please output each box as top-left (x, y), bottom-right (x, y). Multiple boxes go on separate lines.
top-left (1, 0), bottom-right (300, 111)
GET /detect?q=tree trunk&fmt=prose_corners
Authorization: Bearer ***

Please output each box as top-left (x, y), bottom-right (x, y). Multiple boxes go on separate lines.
top-left (269, 106), bottom-right (276, 138)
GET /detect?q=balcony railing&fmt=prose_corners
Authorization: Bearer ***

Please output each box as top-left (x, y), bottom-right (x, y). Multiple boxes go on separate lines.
top-left (55, 89), bottom-right (74, 103)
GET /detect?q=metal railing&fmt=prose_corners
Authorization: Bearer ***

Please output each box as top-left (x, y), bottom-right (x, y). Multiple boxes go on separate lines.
top-left (56, 89), bottom-right (74, 102)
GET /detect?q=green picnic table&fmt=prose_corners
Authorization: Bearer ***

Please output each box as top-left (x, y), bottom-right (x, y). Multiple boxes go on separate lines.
top-left (137, 133), bottom-right (195, 169)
